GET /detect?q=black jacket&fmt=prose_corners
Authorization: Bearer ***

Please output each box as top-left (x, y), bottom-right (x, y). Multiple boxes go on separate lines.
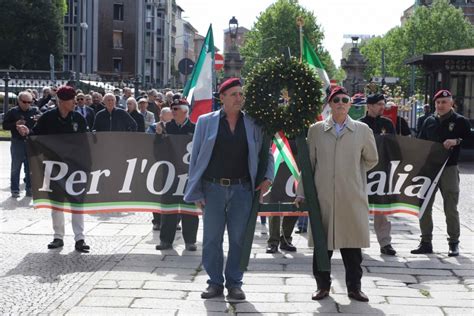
top-left (75, 105), bottom-right (96, 130)
top-left (418, 111), bottom-right (472, 166)
top-left (129, 110), bottom-right (145, 132)
top-left (31, 108), bottom-right (88, 135)
top-left (359, 115), bottom-right (395, 135)
top-left (93, 108), bottom-right (137, 132)
top-left (2, 106), bottom-right (41, 139)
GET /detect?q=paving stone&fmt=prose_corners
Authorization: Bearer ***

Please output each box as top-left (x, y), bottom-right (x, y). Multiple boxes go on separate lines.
top-left (443, 307), bottom-right (474, 316)
top-left (88, 289), bottom-right (185, 299)
top-left (66, 307), bottom-right (175, 315)
top-left (131, 298), bottom-right (230, 312)
top-left (367, 266), bottom-right (453, 276)
top-left (387, 297), bottom-right (473, 307)
top-left (338, 303), bottom-right (444, 315)
top-left (79, 296), bottom-right (133, 307)
top-left (408, 284), bottom-right (469, 292)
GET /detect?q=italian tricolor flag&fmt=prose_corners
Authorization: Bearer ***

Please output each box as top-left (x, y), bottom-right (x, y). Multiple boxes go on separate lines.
top-left (302, 35), bottom-right (331, 120)
top-left (183, 25), bottom-right (215, 123)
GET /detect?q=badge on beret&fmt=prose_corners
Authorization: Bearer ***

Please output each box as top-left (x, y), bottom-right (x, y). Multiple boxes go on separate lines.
top-left (72, 122), bottom-right (78, 132)
top-left (449, 122), bottom-right (455, 132)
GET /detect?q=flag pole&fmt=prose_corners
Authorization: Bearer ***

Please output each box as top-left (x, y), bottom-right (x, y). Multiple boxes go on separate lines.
top-left (296, 16), bottom-right (304, 62)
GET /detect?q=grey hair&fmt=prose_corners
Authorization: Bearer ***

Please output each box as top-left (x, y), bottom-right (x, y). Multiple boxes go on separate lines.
top-left (18, 91), bottom-right (33, 100)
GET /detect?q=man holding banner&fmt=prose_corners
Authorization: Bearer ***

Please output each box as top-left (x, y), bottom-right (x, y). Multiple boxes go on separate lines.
top-left (360, 94), bottom-right (397, 256)
top-left (16, 85), bottom-right (91, 253)
top-left (296, 86), bottom-right (378, 302)
top-left (412, 89), bottom-right (471, 257)
top-left (184, 78), bottom-right (273, 300)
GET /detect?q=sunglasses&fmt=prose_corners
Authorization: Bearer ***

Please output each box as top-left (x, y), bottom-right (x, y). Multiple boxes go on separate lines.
top-left (171, 107), bottom-right (181, 111)
top-left (332, 96), bottom-right (351, 104)
top-left (77, 98), bottom-right (84, 101)
top-left (20, 99), bottom-right (33, 104)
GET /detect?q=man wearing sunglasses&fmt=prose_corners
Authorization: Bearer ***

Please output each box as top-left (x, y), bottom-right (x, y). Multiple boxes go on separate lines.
top-left (359, 94), bottom-right (397, 256)
top-left (154, 98), bottom-right (198, 252)
top-left (74, 92), bottom-right (95, 130)
top-left (2, 91), bottom-right (41, 198)
top-left (295, 86), bottom-right (378, 302)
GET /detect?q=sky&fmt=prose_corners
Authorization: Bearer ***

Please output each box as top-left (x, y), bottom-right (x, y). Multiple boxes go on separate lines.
top-left (176, 0), bottom-right (415, 66)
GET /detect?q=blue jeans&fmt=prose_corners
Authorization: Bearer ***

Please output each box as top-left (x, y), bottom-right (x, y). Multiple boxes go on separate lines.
top-left (10, 138), bottom-right (30, 193)
top-left (202, 180), bottom-right (253, 289)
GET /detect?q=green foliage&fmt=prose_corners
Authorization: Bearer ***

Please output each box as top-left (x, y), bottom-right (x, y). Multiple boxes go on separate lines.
top-left (0, 0), bottom-right (65, 70)
top-left (244, 56), bottom-right (322, 138)
top-left (360, 0), bottom-right (474, 93)
top-left (240, 0), bottom-right (334, 78)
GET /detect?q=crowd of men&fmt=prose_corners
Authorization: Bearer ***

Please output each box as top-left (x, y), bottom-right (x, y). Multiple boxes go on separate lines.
top-left (2, 81), bottom-right (471, 302)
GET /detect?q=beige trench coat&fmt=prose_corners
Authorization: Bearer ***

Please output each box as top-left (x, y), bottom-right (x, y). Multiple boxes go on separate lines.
top-left (297, 115), bottom-right (378, 250)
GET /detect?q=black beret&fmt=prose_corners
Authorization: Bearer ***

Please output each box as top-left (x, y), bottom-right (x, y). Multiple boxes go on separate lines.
top-left (366, 94), bottom-right (386, 104)
top-left (56, 85), bottom-right (76, 101)
top-left (219, 78), bottom-right (242, 94)
top-left (327, 86), bottom-right (349, 102)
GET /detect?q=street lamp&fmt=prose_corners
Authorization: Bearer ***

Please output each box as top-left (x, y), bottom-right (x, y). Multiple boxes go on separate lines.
top-left (229, 16), bottom-right (239, 47)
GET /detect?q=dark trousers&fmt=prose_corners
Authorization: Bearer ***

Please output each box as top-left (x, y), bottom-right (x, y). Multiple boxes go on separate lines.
top-left (152, 213), bottom-right (161, 226)
top-left (160, 214), bottom-right (199, 244)
top-left (10, 138), bottom-right (30, 193)
top-left (313, 248), bottom-right (363, 291)
top-left (267, 216), bottom-right (298, 246)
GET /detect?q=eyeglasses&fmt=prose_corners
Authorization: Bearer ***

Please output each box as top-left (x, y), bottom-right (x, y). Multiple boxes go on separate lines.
top-left (20, 99), bottom-right (33, 104)
top-left (332, 96), bottom-right (351, 104)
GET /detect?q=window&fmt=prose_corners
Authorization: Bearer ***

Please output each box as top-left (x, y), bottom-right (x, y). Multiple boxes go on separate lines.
top-left (113, 4), bottom-right (124, 21)
top-left (113, 58), bottom-right (123, 72)
top-left (113, 30), bottom-right (123, 49)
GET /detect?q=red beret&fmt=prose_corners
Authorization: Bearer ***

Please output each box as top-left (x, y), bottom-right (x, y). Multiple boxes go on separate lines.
top-left (433, 89), bottom-right (452, 101)
top-left (176, 98), bottom-right (189, 106)
top-left (56, 85), bottom-right (76, 101)
top-left (327, 86), bottom-right (349, 102)
top-left (219, 78), bottom-right (242, 94)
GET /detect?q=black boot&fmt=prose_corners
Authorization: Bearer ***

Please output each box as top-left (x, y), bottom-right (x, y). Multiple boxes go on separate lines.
top-left (410, 241), bottom-right (433, 254)
top-left (448, 242), bottom-right (459, 257)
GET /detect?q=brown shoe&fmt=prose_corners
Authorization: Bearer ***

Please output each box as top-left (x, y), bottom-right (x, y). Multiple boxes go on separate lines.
top-left (312, 289), bottom-right (330, 300)
top-left (348, 289), bottom-right (369, 302)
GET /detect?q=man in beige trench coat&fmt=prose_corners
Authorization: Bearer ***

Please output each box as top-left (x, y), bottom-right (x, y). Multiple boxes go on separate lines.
top-left (296, 86), bottom-right (378, 302)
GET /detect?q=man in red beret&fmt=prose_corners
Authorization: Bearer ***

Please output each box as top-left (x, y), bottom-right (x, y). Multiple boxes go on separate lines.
top-left (17, 85), bottom-right (91, 253)
top-left (412, 89), bottom-right (472, 257)
top-left (184, 77), bottom-right (274, 300)
top-left (295, 86), bottom-right (378, 302)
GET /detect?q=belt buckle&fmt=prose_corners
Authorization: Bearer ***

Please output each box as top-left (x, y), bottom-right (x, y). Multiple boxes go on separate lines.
top-left (220, 178), bottom-right (231, 186)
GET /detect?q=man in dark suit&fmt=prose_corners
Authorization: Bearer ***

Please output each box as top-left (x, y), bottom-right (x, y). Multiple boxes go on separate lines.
top-left (74, 92), bottom-right (95, 130)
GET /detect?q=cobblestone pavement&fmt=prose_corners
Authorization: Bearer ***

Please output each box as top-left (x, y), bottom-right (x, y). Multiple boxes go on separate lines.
top-left (0, 141), bottom-right (473, 315)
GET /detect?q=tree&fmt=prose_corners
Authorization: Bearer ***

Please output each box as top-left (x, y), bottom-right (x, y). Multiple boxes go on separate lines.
top-left (360, 0), bottom-right (474, 94)
top-left (240, 0), bottom-right (335, 78)
top-left (0, 0), bottom-right (67, 70)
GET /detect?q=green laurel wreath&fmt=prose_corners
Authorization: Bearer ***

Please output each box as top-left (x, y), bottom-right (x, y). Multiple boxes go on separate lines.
top-left (244, 56), bottom-right (323, 138)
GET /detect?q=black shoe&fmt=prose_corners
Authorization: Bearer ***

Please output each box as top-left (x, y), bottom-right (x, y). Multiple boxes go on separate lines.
top-left (227, 287), bottom-right (246, 300)
top-left (185, 243), bottom-right (197, 251)
top-left (155, 242), bottom-right (172, 250)
top-left (411, 241), bottom-right (433, 254)
top-left (11, 192), bottom-right (20, 198)
top-left (266, 244), bottom-right (278, 254)
top-left (348, 289), bottom-right (369, 302)
top-left (280, 242), bottom-right (297, 252)
top-left (448, 243), bottom-right (459, 257)
top-left (312, 289), bottom-right (330, 300)
top-left (295, 228), bottom-right (307, 234)
top-left (380, 244), bottom-right (397, 256)
top-left (47, 239), bottom-right (64, 249)
top-left (152, 223), bottom-right (160, 231)
top-left (75, 240), bottom-right (90, 253)
top-left (201, 285), bottom-right (223, 299)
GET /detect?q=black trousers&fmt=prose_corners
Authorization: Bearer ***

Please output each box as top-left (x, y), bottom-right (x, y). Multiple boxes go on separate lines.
top-left (313, 248), bottom-right (363, 291)
top-left (152, 213), bottom-right (161, 226)
top-left (160, 214), bottom-right (199, 244)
